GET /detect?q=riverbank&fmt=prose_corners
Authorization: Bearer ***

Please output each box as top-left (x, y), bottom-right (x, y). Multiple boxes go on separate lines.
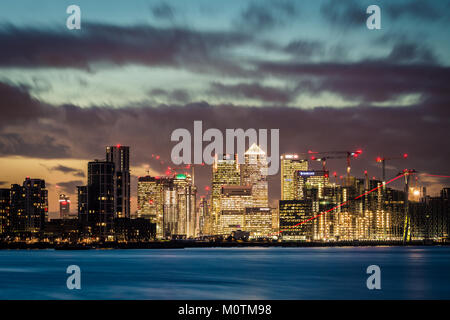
top-left (0, 239), bottom-right (447, 250)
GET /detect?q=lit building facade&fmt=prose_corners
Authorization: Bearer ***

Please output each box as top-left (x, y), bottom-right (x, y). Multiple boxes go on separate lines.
top-left (410, 188), bottom-right (450, 240)
top-left (137, 174), bottom-right (197, 239)
top-left (218, 186), bottom-right (252, 235)
top-left (241, 143), bottom-right (268, 207)
top-left (137, 176), bottom-right (165, 238)
top-left (279, 200), bottom-right (314, 241)
top-left (280, 154), bottom-right (308, 200)
top-left (211, 154), bottom-right (240, 233)
top-left (244, 207), bottom-right (272, 238)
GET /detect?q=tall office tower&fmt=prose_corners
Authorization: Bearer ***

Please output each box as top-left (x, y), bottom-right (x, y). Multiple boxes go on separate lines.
top-left (0, 188), bottom-right (10, 234)
top-left (280, 154), bottom-right (308, 200)
top-left (9, 178), bottom-right (48, 234)
top-left (78, 160), bottom-right (115, 237)
top-left (211, 154), bottom-right (240, 233)
top-left (163, 174), bottom-right (197, 239)
top-left (241, 143), bottom-right (268, 207)
top-left (106, 145), bottom-right (130, 218)
top-left (59, 194), bottom-right (71, 219)
top-left (137, 176), bottom-right (166, 238)
top-left (279, 200), bottom-right (314, 241)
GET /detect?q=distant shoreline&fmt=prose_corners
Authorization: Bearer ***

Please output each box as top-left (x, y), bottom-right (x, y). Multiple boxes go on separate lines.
top-left (0, 240), bottom-right (448, 250)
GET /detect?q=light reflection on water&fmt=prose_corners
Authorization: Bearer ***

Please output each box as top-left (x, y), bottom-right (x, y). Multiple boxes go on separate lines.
top-left (0, 247), bottom-right (449, 300)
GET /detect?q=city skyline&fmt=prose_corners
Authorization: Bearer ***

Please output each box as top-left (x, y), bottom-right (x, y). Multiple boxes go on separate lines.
top-left (1, 142), bottom-right (448, 242)
top-left (0, 140), bottom-right (448, 219)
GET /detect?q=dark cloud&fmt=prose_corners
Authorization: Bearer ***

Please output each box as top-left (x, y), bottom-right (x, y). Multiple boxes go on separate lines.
top-left (0, 181), bottom-right (8, 187)
top-left (0, 82), bottom-right (50, 126)
top-left (257, 61), bottom-right (450, 103)
top-left (321, 0), bottom-right (446, 30)
top-left (388, 42), bottom-right (437, 64)
top-left (386, 0), bottom-right (440, 20)
top-left (209, 82), bottom-right (295, 104)
top-left (56, 180), bottom-right (84, 195)
top-left (284, 40), bottom-right (325, 58)
top-left (0, 23), bottom-right (251, 74)
top-left (0, 132), bottom-right (70, 159)
top-left (0, 82), bottom-right (449, 200)
top-left (237, 1), bottom-right (298, 31)
top-left (149, 88), bottom-right (191, 103)
top-left (320, 0), bottom-right (366, 29)
top-left (52, 165), bottom-right (85, 177)
top-left (151, 2), bottom-right (175, 20)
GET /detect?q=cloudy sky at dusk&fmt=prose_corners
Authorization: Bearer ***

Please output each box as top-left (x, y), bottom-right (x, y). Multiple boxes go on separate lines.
top-left (1, 0), bottom-right (450, 217)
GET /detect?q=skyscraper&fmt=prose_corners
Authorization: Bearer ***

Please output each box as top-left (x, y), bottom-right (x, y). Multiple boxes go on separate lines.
top-left (106, 145), bottom-right (130, 218)
top-left (211, 154), bottom-right (240, 232)
top-left (78, 160), bottom-right (115, 237)
top-left (137, 176), bottom-right (166, 238)
top-left (137, 174), bottom-right (197, 239)
top-left (280, 154), bottom-right (308, 200)
top-left (164, 174), bottom-right (197, 238)
top-left (241, 143), bottom-right (268, 208)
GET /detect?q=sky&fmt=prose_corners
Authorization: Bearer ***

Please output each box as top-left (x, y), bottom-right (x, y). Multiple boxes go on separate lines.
top-left (0, 0), bottom-right (450, 218)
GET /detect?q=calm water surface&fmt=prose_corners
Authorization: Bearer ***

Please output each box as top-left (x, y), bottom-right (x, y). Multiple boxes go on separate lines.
top-left (0, 246), bottom-right (449, 299)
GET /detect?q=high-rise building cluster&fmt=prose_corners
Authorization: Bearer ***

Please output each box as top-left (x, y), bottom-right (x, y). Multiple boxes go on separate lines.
top-left (0, 145), bottom-right (449, 243)
top-left (278, 153), bottom-right (408, 241)
top-left (137, 174), bottom-right (197, 239)
top-left (208, 144), bottom-right (274, 239)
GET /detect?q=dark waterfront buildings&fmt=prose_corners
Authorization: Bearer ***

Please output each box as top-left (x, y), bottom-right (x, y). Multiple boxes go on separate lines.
top-left (411, 188), bottom-right (450, 240)
top-left (78, 160), bottom-right (115, 238)
top-left (77, 145), bottom-right (131, 239)
top-left (0, 178), bottom-right (48, 236)
top-left (11, 178), bottom-right (48, 234)
top-left (0, 189), bottom-right (10, 234)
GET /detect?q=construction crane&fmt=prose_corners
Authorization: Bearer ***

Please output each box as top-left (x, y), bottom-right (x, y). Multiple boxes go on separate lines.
top-left (376, 154), bottom-right (408, 182)
top-left (309, 150), bottom-right (362, 179)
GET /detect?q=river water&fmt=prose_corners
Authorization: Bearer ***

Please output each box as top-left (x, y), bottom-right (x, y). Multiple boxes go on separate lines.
top-left (0, 246), bottom-right (449, 299)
